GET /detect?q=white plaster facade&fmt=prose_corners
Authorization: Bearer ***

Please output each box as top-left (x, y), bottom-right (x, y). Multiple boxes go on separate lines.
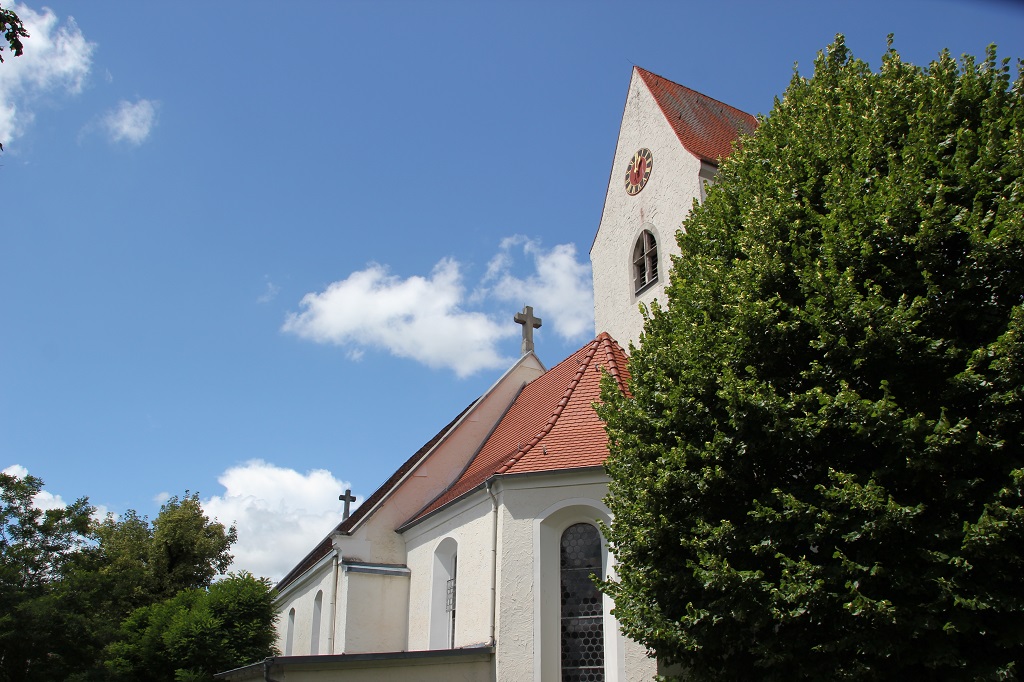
top-left (255, 467), bottom-right (659, 682)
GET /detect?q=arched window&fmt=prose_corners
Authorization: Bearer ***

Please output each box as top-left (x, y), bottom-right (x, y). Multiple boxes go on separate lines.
top-left (560, 523), bottom-right (604, 681)
top-left (431, 537), bottom-right (459, 649)
top-left (311, 590), bottom-right (323, 655)
top-left (285, 608), bottom-right (295, 656)
top-left (632, 230), bottom-right (658, 294)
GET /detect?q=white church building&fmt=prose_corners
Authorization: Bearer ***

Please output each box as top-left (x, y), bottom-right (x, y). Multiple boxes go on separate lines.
top-left (217, 67), bottom-right (756, 682)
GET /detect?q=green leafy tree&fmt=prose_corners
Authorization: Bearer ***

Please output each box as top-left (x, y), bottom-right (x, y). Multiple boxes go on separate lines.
top-left (599, 36), bottom-right (1024, 680)
top-left (0, 472), bottom-right (94, 681)
top-left (0, 4), bottom-right (28, 63)
top-left (103, 572), bottom-right (278, 682)
top-left (0, 474), bottom-right (252, 681)
top-left (68, 494), bottom-right (240, 680)
top-left (148, 493), bottom-right (237, 600)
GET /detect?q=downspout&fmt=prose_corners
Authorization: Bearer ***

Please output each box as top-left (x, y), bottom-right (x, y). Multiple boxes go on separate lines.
top-left (327, 551), bottom-right (340, 654)
top-left (485, 479), bottom-right (499, 647)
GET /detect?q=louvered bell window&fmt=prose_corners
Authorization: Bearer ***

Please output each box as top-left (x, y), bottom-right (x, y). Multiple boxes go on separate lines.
top-left (633, 230), bottom-right (658, 294)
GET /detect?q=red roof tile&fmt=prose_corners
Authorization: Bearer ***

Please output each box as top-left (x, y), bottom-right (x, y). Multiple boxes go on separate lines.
top-left (635, 67), bottom-right (758, 165)
top-left (407, 333), bottom-right (629, 524)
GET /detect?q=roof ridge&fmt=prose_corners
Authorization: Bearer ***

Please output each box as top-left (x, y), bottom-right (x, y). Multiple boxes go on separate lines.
top-left (400, 380), bottom-right (529, 525)
top-left (632, 65), bottom-right (758, 166)
top-left (634, 66), bottom-right (755, 120)
top-left (595, 332), bottom-right (628, 395)
top-left (495, 338), bottom-right (601, 474)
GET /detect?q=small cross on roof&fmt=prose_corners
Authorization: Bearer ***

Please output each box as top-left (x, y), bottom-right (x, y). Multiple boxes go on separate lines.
top-left (514, 306), bottom-right (542, 355)
top-left (339, 489), bottom-right (357, 520)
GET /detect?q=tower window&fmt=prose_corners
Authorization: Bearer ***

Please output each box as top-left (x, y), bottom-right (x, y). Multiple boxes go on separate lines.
top-left (633, 230), bottom-right (658, 294)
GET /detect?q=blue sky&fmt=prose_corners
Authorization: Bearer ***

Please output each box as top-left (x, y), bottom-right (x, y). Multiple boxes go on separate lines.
top-left (3, 0), bottom-right (1023, 580)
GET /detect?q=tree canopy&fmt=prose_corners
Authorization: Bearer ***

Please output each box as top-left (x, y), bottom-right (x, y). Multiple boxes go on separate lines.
top-left (0, 472), bottom-right (93, 681)
top-left (599, 36), bottom-right (1024, 680)
top-left (103, 572), bottom-right (277, 682)
top-left (0, 475), bottom-right (274, 682)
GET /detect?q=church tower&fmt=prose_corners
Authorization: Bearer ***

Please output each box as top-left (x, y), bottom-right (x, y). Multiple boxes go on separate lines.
top-left (591, 67), bottom-right (758, 349)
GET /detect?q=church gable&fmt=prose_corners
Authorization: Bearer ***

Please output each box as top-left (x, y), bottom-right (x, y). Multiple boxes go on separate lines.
top-left (403, 333), bottom-right (629, 527)
top-left (275, 353), bottom-right (545, 592)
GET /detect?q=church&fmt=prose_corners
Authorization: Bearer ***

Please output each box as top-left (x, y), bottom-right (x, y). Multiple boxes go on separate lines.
top-left (217, 67), bottom-right (757, 682)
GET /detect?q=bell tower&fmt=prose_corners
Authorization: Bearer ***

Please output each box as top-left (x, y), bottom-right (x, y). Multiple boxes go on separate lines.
top-left (591, 67), bottom-right (757, 349)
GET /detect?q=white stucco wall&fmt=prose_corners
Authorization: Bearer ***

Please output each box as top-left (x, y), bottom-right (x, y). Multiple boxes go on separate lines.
top-left (591, 68), bottom-right (708, 349)
top-left (499, 471), bottom-right (658, 682)
top-left (338, 567), bottom-right (411, 653)
top-left (400, 470), bottom-right (657, 682)
top-left (403, 494), bottom-right (496, 651)
top-left (274, 553), bottom-right (338, 657)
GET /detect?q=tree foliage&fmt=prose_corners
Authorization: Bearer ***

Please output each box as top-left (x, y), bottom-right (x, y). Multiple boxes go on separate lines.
top-left (103, 572), bottom-right (277, 682)
top-left (0, 3), bottom-right (28, 63)
top-left (0, 472), bottom-right (93, 682)
top-left (148, 493), bottom-right (237, 600)
top-left (0, 475), bottom-right (271, 682)
top-left (599, 36), bottom-right (1024, 680)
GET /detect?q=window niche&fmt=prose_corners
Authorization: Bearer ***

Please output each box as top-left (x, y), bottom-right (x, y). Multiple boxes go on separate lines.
top-left (311, 590), bottom-right (323, 655)
top-left (285, 608), bottom-right (296, 656)
top-left (537, 501), bottom-right (621, 680)
top-left (430, 537), bottom-right (459, 649)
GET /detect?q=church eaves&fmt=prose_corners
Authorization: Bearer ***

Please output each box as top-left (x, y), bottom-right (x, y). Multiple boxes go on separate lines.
top-left (404, 332), bottom-right (630, 526)
top-left (274, 403), bottom-right (475, 592)
top-left (635, 66), bottom-right (758, 165)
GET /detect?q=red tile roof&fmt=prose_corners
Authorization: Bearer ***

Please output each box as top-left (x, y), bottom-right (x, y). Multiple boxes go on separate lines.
top-left (635, 67), bottom-right (758, 165)
top-left (407, 333), bottom-right (629, 524)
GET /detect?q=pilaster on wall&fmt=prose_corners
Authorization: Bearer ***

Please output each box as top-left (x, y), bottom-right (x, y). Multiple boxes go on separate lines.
top-left (337, 562), bottom-right (411, 654)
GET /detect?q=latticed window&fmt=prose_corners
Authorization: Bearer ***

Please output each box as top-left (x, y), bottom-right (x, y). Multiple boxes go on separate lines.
top-left (633, 230), bottom-right (658, 294)
top-left (560, 523), bottom-right (604, 682)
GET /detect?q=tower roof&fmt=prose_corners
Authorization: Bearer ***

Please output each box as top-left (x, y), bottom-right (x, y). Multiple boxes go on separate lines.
top-left (635, 66), bottom-right (758, 165)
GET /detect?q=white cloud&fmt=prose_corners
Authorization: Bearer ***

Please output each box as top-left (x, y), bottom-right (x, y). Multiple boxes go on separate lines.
top-left (482, 236), bottom-right (594, 341)
top-left (283, 258), bottom-right (515, 378)
top-left (2, 464), bottom-right (28, 477)
top-left (0, 4), bottom-right (94, 142)
top-left (201, 460), bottom-right (357, 582)
top-left (3, 463), bottom-right (68, 510)
top-left (102, 98), bottom-right (158, 145)
top-left (283, 238), bottom-right (594, 376)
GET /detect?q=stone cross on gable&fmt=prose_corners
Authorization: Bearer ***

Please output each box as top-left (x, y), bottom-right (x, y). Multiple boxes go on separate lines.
top-left (514, 306), bottom-right (542, 355)
top-left (339, 489), bottom-right (357, 520)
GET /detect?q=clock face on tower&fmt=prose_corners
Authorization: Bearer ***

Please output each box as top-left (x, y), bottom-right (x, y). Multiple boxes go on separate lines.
top-left (625, 148), bottom-right (653, 195)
